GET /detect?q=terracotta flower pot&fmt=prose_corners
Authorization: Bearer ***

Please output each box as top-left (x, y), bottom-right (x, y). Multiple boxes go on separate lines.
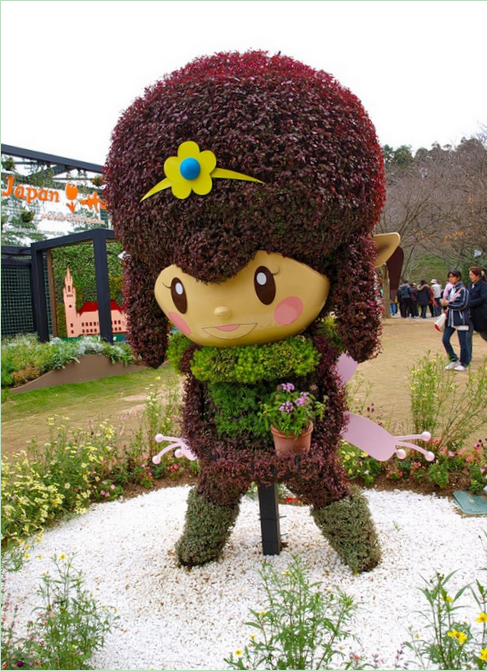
top-left (271, 422), bottom-right (313, 457)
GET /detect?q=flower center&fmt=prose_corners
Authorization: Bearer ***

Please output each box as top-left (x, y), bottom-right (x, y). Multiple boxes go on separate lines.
top-left (179, 157), bottom-right (201, 181)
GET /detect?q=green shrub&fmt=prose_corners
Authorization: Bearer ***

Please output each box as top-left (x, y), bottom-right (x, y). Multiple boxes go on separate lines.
top-left (175, 488), bottom-right (240, 566)
top-left (1, 334), bottom-right (139, 392)
top-left (225, 555), bottom-right (363, 670)
top-left (404, 571), bottom-right (487, 670)
top-left (410, 354), bottom-right (487, 448)
top-left (1, 553), bottom-right (118, 670)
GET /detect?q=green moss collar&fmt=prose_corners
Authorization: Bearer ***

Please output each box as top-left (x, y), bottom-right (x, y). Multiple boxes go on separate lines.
top-left (167, 333), bottom-right (321, 384)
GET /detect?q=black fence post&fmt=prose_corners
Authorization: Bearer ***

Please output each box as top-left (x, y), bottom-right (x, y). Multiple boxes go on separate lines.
top-left (93, 230), bottom-right (113, 343)
top-left (30, 246), bottom-right (49, 342)
top-left (258, 483), bottom-right (282, 555)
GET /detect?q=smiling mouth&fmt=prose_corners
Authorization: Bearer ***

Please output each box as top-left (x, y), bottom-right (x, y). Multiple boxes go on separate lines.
top-left (202, 323), bottom-right (257, 340)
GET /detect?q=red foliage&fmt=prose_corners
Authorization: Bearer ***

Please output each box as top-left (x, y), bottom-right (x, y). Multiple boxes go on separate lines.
top-left (105, 50), bottom-right (385, 368)
top-left (104, 51), bottom-right (386, 507)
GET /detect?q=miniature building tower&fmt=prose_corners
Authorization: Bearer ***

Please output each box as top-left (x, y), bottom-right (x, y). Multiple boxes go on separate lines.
top-left (63, 266), bottom-right (78, 337)
top-left (62, 265), bottom-right (127, 337)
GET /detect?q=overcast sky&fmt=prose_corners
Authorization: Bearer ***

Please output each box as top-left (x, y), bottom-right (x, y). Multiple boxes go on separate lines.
top-left (1, 1), bottom-right (486, 166)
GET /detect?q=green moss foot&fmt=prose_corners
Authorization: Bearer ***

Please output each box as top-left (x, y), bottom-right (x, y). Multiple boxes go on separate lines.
top-left (311, 487), bottom-right (381, 573)
top-left (175, 488), bottom-right (240, 566)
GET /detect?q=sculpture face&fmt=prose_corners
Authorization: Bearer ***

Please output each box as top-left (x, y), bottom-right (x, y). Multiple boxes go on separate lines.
top-left (154, 251), bottom-right (330, 347)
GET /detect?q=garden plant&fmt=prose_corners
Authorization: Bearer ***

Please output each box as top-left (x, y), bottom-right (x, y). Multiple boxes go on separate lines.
top-left (224, 558), bottom-right (487, 670)
top-left (1, 553), bottom-right (118, 670)
top-left (340, 354), bottom-right (487, 494)
top-left (225, 555), bottom-right (365, 670)
top-left (1, 334), bottom-right (138, 401)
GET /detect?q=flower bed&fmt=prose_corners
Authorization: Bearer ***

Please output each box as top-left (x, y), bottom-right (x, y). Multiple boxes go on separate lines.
top-left (1, 335), bottom-right (142, 397)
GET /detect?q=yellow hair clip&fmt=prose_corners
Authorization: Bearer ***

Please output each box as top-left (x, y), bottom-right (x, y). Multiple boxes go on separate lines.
top-left (141, 141), bottom-right (263, 201)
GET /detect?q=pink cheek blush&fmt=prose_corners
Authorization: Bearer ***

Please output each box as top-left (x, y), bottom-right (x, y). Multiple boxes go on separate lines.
top-left (168, 311), bottom-right (191, 336)
top-left (274, 297), bottom-right (304, 326)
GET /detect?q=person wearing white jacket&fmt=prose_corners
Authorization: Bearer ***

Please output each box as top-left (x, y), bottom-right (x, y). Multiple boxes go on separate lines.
top-left (440, 270), bottom-right (472, 371)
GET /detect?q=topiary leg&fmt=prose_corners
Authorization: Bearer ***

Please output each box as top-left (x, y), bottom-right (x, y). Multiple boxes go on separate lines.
top-left (175, 487), bottom-right (240, 566)
top-left (311, 487), bottom-right (381, 574)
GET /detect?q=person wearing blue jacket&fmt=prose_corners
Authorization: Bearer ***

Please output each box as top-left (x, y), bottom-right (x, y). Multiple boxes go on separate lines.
top-left (440, 270), bottom-right (472, 371)
top-left (468, 266), bottom-right (487, 342)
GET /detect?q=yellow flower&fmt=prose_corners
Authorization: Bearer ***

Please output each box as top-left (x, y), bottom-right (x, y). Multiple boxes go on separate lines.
top-left (64, 483), bottom-right (71, 490)
top-left (163, 141), bottom-right (216, 200)
top-left (282, 570), bottom-right (290, 575)
top-left (235, 650), bottom-right (243, 657)
top-left (477, 612), bottom-right (487, 623)
top-left (479, 649), bottom-right (487, 661)
top-left (59, 554), bottom-right (66, 560)
top-left (142, 140), bottom-right (263, 201)
top-left (448, 630), bottom-right (467, 644)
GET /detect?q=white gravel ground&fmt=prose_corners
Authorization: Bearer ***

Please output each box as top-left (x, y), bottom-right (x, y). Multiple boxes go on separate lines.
top-left (3, 487), bottom-right (486, 670)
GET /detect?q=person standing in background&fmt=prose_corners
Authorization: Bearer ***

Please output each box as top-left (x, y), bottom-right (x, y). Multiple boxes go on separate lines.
top-left (431, 279), bottom-right (442, 316)
top-left (468, 266), bottom-right (487, 342)
top-left (409, 282), bottom-right (419, 318)
top-left (417, 279), bottom-right (431, 319)
top-left (441, 270), bottom-right (471, 371)
top-left (396, 280), bottom-right (411, 318)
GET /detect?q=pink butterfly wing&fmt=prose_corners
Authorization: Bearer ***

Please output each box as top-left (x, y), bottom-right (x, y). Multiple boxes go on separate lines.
top-left (336, 353), bottom-right (359, 386)
top-left (342, 412), bottom-right (397, 461)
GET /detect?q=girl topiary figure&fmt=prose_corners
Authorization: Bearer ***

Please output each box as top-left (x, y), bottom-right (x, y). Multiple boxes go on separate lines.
top-left (105, 51), bottom-right (424, 573)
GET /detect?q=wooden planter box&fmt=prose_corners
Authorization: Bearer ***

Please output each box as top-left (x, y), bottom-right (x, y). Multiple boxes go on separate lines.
top-left (10, 355), bottom-right (148, 394)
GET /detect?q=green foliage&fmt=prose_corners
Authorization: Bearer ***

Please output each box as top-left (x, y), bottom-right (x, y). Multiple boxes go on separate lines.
top-left (1, 554), bottom-right (118, 670)
top-left (225, 555), bottom-right (364, 670)
top-left (404, 571), bottom-right (487, 670)
top-left (1, 334), bottom-right (138, 391)
top-left (316, 315), bottom-right (344, 351)
top-left (342, 355), bottom-right (487, 494)
top-left (408, 353), bottom-right (487, 491)
top-left (1, 419), bottom-right (121, 543)
top-left (166, 331), bottom-right (193, 371)
top-left (339, 440), bottom-right (383, 485)
top-left (1, 370), bottom-right (185, 544)
top-left (189, 336), bottom-right (320, 384)
top-left (1, 350), bottom-right (17, 387)
top-left (175, 488), bottom-right (240, 566)
top-left (209, 381), bottom-right (272, 438)
top-left (312, 488), bottom-right (381, 574)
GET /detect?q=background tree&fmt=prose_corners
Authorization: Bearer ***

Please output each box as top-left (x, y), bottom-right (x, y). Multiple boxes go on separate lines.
top-left (377, 130), bottom-right (487, 282)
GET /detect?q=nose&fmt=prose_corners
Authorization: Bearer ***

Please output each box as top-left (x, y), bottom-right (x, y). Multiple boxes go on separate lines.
top-left (214, 306), bottom-right (232, 319)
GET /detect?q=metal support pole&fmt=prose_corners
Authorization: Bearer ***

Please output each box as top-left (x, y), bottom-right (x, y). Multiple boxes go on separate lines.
top-left (258, 483), bottom-right (282, 555)
top-left (93, 230), bottom-right (113, 343)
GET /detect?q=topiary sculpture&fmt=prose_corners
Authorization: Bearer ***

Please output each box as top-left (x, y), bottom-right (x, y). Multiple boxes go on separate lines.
top-left (105, 51), bottom-right (432, 573)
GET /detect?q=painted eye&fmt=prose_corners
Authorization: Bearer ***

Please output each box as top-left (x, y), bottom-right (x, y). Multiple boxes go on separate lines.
top-left (171, 278), bottom-right (187, 314)
top-left (254, 266), bottom-right (276, 305)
